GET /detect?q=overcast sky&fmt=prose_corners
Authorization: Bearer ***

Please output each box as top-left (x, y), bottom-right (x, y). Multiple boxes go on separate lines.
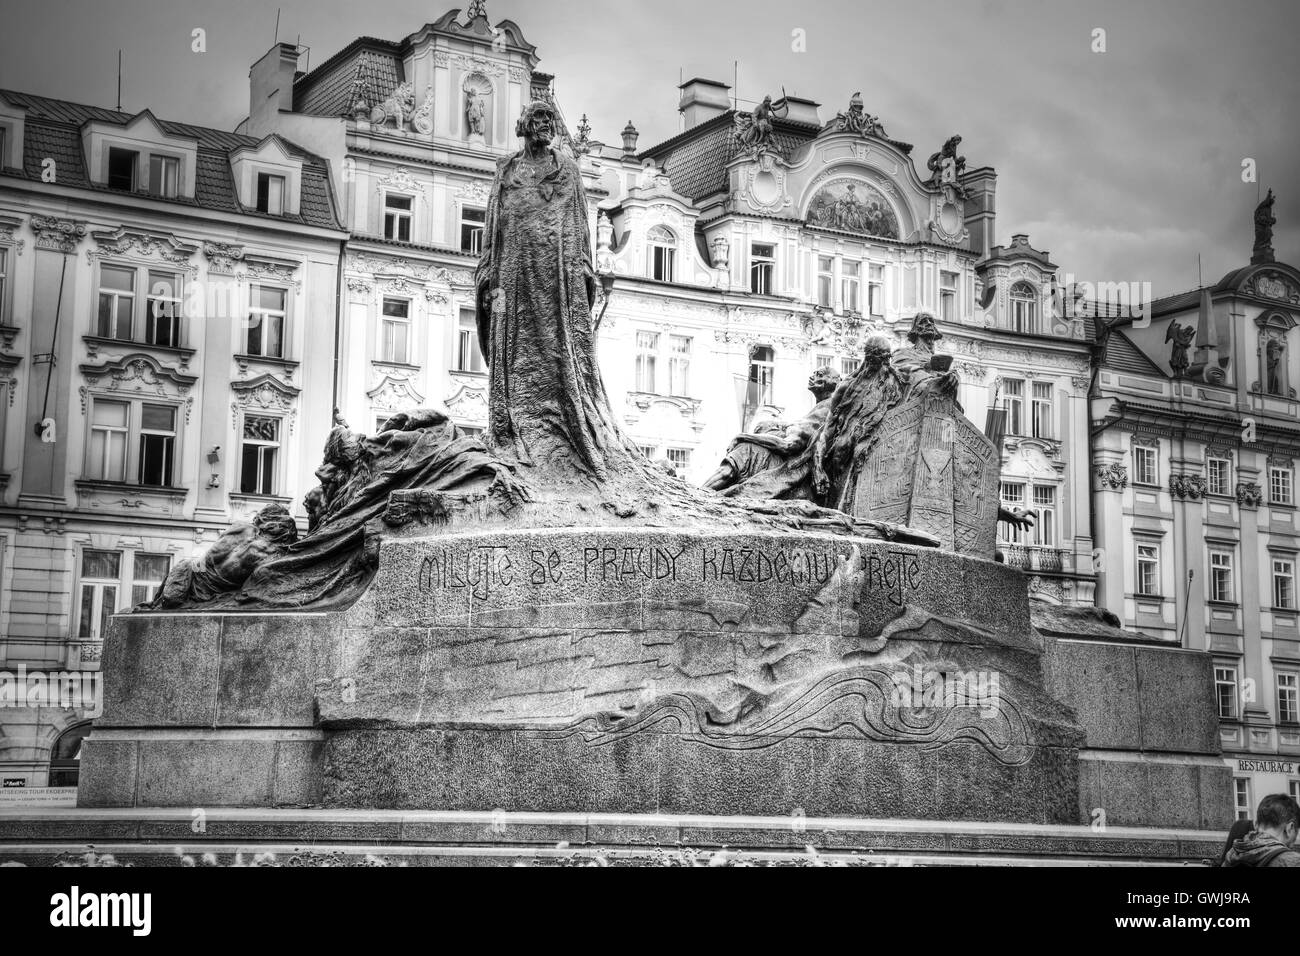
top-left (2, 0), bottom-right (1296, 296)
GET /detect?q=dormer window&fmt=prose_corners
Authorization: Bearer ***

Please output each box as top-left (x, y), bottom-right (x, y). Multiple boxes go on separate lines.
top-left (256, 173), bottom-right (285, 215)
top-left (148, 155), bottom-right (179, 199)
top-left (107, 147), bottom-right (138, 191)
top-left (1011, 282), bottom-right (1038, 333)
top-left (648, 225), bottom-right (676, 282)
top-left (384, 194), bottom-right (413, 241)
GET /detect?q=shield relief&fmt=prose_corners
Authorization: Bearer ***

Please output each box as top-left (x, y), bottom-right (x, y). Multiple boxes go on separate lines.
top-left (852, 391), bottom-right (999, 556)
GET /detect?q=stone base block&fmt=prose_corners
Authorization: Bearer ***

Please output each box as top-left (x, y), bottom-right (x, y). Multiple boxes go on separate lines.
top-left (322, 727), bottom-right (1080, 823)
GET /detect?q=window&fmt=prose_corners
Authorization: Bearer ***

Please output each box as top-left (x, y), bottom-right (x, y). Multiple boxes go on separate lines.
top-left (86, 398), bottom-right (179, 487)
top-left (1209, 549), bottom-right (1235, 603)
top-left (380, 298), bottom-right (411, 364)
top-left (456, 309), bottom-right (484, 373)
top-left (1291, 781), bottom-right (1300, 804)
top-left (246, 285), bottom-right (286, 358)
top-left (384, 194), bottom-right (413, 242)
top-left (131, 553), bottom-right (171, 607)
top-left (460, 207), bottom-right (486, 254)
top-left (1010, 282), bottom-right (1037, 333)
top-left (1031, 382), bottom-right (1053, 439)
top-left (1279, 674), bottom-right (1299, 724)
top-left (940, 271), bottom-right (957, 322)
top-left (815, 354), bottom-right (833, 370)
top-left (1215, 666), bottom-right (1238, 720)
top-left (256, 172), bottom-right (285, 215)
top-left (240, 415), bottom-right (280, 495)
top-left (816, 256), bottom-right (834, 308)
top-left (97, 265), bottom-right (136, 340)
top-left (1003, 379), bottom-right (1024, 436)
top-left (145, 271), bottom-right (182, 347)
top-left (637, 445), bottom-right (657, 459)
top-left (999, 482), bottom-right (1027, 544)
top-left (1270, 465), bottom-right (1293, 506)
top-left (148, 155), bottom-right (179, 198)
top-left (635, 330), bottom-right (659, 392)
top-left (87, 400), bottom-right (129, 482)
top-left (841, 260), bottom-right (861, 313)
top-left (666, 448), bottom-right (691, 471)
top-left (840, 356), bottom-right (859, 378)
top-left (1133, 444), bottom-right (1159, 486)
top-left (868, 263), bottom-right (884, 317)
top-left (648, 226), bottom-right (675, 282)
top-left (0, 247), bottom-right (6, 325)
top-left (748, 345), bottom-right (775, 406)
top-left (1234, 778), bottom-right (1252, 821)
top-left (77, 550), bottom-right (121, 640)
top-left (137, 404), bottom-right (176, 486)
top-left (1032, 485), bottom-right (1056, 546)
top-left (1136, 543), bottom-right (1160, 596)
top-left (1207, 457), bottom-right (1231, 497)
top-left (48, 723), bottom-right (91, 788)
top-left (668, 335), bottom-right (691, 397)
top-left (750, 243), bottom-right (774, 295)
top-left (1274, 557), bottom-right (1296, 610)
top-left (107, 147), bottom-right (137, 191)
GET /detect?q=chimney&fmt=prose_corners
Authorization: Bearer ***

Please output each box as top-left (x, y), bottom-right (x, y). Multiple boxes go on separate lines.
top-left (621, 121), bottom-right (639, 156)
top-left (779, 95), bottom-right (821, 127)
top-left (248, 42), bottom-right (301, 137)
top-left (678, 77), bottom-right (731, 129)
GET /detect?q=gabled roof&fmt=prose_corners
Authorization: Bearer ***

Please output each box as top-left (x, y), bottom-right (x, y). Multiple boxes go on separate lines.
top-left (0, 89), bottom-right (342, 230)
top-left (1100, 328), bottom-right (1165, 377)
top-left (638, 111), bottom-right (820, 202)
top-left (294, 38), bottom-right (405, 118)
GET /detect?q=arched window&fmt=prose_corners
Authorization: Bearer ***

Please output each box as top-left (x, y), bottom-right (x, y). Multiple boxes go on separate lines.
top-left (647, 225), bottom-right (676, 282)
top-left (1010, 282), bottom-right (1038, 333)
top-left (48, 721), bottom-right (92, 788)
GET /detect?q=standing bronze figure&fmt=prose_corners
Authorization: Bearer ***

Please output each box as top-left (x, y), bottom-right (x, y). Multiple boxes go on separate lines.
top-left (475, 101), bottom-right (630, 482)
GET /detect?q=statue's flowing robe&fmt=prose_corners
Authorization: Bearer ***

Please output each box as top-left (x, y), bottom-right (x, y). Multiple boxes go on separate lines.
top-left (476, 146), bottom-right (626, 482)
top-left (818, 362), bottom-right (905, 511)
top-left (724, 399), bottom-right (834, 501)
top-left (203, 419), bottom-right (505, 610)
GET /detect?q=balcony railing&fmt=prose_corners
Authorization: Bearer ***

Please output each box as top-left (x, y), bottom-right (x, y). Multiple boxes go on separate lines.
top-left (1002, 545), bottom-right (1067, 573)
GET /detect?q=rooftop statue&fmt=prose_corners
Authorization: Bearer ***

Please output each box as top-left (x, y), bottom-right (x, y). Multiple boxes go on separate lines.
top-left (831, 91), bottom-right (886, 137)
top-left (927, 135), bottom-right (967, 200)
top-left (1165, 320), bottom-right (1195, 377)
top-left (1253, 188), bottom-right (1276, 264)
top-left (733, 90), bottom-right (788, 154)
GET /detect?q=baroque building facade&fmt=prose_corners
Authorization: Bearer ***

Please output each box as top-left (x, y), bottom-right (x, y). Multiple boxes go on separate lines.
top-left (0, 92), bottom-right (345, 789)
top-left (1089, 201), bottom-right (1300, 812)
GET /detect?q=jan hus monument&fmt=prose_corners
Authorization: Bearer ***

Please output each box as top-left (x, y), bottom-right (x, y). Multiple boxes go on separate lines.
top-left (77, 101), bottom-right (1203, 827)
